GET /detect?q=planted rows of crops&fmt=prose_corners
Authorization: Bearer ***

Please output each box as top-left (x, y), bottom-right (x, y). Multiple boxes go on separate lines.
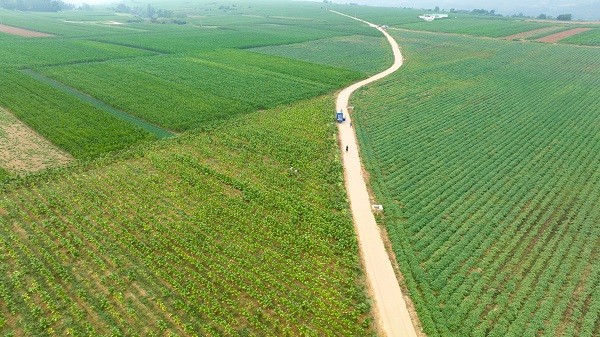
top-left (352, 30), bottom-right (599, 337)
top-left (0, 2), bottom-right (387, 165)
top-left (560, 28), bottom-right (600, 46)
top-left (0, 38), bottom-right (155, 69)
top-left (252, 35), bottom-right (393, 75)
top-left (0, 96), bottom-right (373, 336)
top-left (40, 50), bottom-right (362, 131)
top-left (397, 17), bottom-right (553, 38)
top-left (0, 70), bottom-right (154, 159)
top-left (0, 8), bottom-right (140, 37)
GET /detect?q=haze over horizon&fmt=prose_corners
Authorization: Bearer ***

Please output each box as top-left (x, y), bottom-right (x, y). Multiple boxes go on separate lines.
top-left (327, 0), bottom-right (600, 20)
top-left (65, 0), bottom-right (599, 21)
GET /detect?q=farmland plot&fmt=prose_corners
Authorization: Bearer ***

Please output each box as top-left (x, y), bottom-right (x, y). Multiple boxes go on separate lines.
top-left (0, 96), bottom-right (373, 336)
top-left (559, 28), bottom-right (600, 46)
top-left (0, 70), bottom-right (155, 159)
top-left (0, 38), bottom-right (155, 68)
top-left (0, 107), bottom-right (71, 175)
top-left (252, 35), bottom-right (393, 75)
top-left (351, 30), bottom-right (600, 337)
top-left (397, 17), bottom-right (552, 38)
top-left (40, 52), bottom-right (362, 131)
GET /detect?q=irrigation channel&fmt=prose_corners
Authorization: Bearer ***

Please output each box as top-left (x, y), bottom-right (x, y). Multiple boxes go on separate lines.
top-left (331, 10), bottom-right (418, 337)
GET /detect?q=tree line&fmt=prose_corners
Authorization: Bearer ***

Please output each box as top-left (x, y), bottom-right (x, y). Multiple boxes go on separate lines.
top-left (0, 0), bottom-right (72, 12)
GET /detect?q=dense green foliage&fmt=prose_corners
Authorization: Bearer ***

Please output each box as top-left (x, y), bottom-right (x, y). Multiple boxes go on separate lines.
top-left (560, 28), bottom-right (600, 46)
top-left (352, 29), bottom-right (600, 337)
top-left (0, 167), bottom-right (9, 180)
top-left (0, 96), bottom-right (373, 336)
top-left (253, 35), bottom-right (393, 75)
top-left (0, 70), bottom-right (155, 159)
top-left (397, 17), bottom-right (553, 37)
top-left (40, 51), bottom-right (362, 131)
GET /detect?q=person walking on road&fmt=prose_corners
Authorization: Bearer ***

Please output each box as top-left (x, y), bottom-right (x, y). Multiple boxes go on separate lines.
top-left (345, 145), bottom-right (349, 153)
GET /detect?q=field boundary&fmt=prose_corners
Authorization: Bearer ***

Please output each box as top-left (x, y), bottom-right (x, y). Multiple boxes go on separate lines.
top-left (21, 69), bottom-right (174, 139)
top-left (0, 23), bottom-right (53, 37)
top-left (331, 10), bottom-right (419, 337)
top-left (536, 27), bottom-right (593, 43)
top-left (0, 106), bottom-right (72, 174)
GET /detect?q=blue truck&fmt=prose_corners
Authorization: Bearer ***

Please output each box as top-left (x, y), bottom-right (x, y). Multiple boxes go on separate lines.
top-left (336, 110), bottom-right (346, 123)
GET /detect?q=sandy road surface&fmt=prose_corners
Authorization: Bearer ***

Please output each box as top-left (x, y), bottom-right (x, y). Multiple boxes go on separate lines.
top-left (330, 11), bottom-right (418, 337)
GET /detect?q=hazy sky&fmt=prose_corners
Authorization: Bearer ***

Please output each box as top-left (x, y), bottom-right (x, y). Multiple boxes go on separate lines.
top-left (68, 0), bottom-right (600, 20)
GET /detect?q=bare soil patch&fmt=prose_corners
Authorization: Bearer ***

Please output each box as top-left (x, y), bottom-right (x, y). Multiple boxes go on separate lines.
top-left (0, 23), bottom-right (53, 37)
top-left (537, 28), bottom-right (592, 43)
top-left (502, 26), bottom-right (563, 40)
top-left (0, 107), bottom-right (71, 174)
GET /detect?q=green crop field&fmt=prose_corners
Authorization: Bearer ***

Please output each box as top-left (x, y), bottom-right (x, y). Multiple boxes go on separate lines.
top-left (252, 35), bottom-right (393, 75)
top-left (0, 37), bottom-right (155, 68)
top-left (560, 28), bottom-right (600, 46)
top-left (2, 0), bottom-right (598, 335)
top-left (0, 70), bottom-right (155, 159)
top-left (0, 168), bottom-right (9, 180)
top-left (0, 96), bottom-right (373, 336)
top-left (397, 16), bottom-right (553, 38)
top-left (352, 29), bottom-right (599, 337)
top-left (0, 0), bottom-right (376, 164)
top-left (39, 50), bottom-right (362, 131)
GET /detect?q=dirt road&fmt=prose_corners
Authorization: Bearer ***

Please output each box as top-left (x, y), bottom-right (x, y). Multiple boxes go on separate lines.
top-left (331, 11), bottom-right (418, 337)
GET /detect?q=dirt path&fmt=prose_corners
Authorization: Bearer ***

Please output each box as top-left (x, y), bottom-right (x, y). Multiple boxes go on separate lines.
top-left (330, 11), bottom-right (418, 337)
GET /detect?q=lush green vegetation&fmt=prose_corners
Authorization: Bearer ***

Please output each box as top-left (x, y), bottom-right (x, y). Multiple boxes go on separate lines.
top-left (0, 38), bottom-right (155, 68)
top-left (253, 35), bottom-right (393, 75)
top-left (0, 96), bottom-right (373, 336)
top-left (0, 8), bottom-right (141, 36)
top-left (0, 0), bottom-right (380, 161)
top-left (352, 29), bottom-right (599, 337)
top-left (0, 167), bottom-right (9, 180)
top-left (0, 70), bottom-right (155, 159)
top-left (40, 51), bottom-right (362, 131)
top-left (560, 28), bottom-right (600, 46)
top-left (397, 17), bottom-right (553, 37)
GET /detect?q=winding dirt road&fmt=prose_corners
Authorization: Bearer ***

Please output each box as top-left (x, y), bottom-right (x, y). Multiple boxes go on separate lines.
top-left (331, 11), bottom-right (418, 337)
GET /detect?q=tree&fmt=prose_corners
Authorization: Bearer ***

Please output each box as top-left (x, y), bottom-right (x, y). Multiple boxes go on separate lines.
top-left (556, 14), bottom-right (572, 21)
top-left (537, 14), bottom-right (547, 19)
top-left (146, 4), bottom-right (155, 18)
